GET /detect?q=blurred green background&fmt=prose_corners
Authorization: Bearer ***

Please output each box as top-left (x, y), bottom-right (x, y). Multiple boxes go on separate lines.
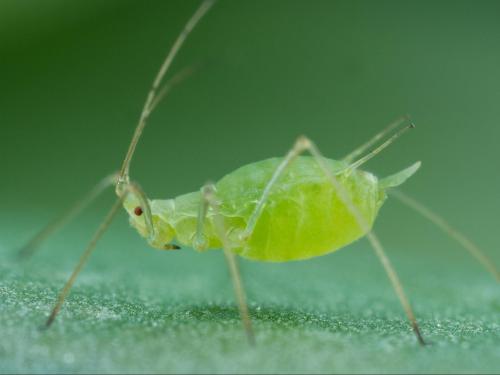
top-left (1, 1), bottom-right (499, 373)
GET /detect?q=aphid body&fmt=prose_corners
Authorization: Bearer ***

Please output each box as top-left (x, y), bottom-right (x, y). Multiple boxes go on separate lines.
top-left (124, 156), bottom-right (418, 262)
top-left (23, 0), bottom-right (497, 346)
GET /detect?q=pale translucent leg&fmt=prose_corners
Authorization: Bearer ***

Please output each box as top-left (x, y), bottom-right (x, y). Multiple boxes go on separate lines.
top-left (342, 116), bottom-right (410, 163)
top-left (390, 189), bottom-right (500, 282)
top-left (45, 181), bottom-right (154, 327)
top-left (244, 135), bottom-right (425, 345)
top-left (199, 183), bottom-right (255, 345)
top-left (42, 0), bottom-right (217, 326)
top-left (45, 197), bottom-right (123, 327)
top-left (241, 139), bottom-right (311, 239)
top-left (17, 172), bottom-right (118, 259)
top-left (193, 185), bottom-right (210, 251)
top-left (300, 136), bottom-right (425, 345)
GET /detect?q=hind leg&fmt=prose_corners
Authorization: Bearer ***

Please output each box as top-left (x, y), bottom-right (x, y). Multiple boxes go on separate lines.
top-left (242, 120), bottom-right (413, 240)
top-left (294, 136), bottom-right (425, 345)
top-left (245, 135), bottom-right (425, 345)
top-left (390, 189), bottom-right (499, 281)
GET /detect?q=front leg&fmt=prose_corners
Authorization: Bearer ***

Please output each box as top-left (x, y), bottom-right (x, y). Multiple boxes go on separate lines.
top-left (196, 182), bottom-right (255, 345)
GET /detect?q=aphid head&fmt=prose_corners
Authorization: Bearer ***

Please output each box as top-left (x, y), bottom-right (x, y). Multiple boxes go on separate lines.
top-left (122, 190), bottom-right (176, 251)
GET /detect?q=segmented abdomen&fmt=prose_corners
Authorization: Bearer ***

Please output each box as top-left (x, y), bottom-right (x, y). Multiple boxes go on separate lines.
top-left (215, 157), bottom-right (385, 262)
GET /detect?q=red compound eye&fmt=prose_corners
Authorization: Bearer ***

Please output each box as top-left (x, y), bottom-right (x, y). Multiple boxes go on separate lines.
top-left (134, 207), bottom-right (143, 216)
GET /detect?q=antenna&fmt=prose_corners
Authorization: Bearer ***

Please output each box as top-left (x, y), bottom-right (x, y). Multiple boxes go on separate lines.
top-left (118, 0), bottom-right (216, 184)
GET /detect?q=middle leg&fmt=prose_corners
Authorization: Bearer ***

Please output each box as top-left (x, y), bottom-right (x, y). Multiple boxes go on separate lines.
top-left (197, 183), bottom-right (255, 345)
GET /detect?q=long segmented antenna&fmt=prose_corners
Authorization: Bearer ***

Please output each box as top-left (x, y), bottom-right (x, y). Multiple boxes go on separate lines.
top-left (390, 189), bottom-right (500, 282)
top-left (41, 1), bottom-right (217, 329)
top-left (343, 116), bottom-right (409, 163)
top-left (118, 0), bottom-right (216, 183)
top-left (149, 64), bottom-right (199, 114)
top-left (45, 197), bottom-right (123, 327)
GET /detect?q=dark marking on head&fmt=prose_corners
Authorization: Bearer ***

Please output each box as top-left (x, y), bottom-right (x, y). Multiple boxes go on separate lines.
top-left (134, 206), bottom-right (143, 216)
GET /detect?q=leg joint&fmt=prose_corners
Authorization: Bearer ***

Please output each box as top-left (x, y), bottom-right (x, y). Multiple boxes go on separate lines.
top-left (201, 182), bottom-right (217, 201)
top-left (294, 135), bottom-right (312, 151)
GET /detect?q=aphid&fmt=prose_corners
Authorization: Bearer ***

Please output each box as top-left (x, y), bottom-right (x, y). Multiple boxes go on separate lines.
top-left (18, 0), bottom-right (498, 346)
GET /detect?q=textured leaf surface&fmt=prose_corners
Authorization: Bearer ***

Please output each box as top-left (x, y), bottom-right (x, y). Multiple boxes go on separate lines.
top-left (1, 217), bottom-right (498, 373)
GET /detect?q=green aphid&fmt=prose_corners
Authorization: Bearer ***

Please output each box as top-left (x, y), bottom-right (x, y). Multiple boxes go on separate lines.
top-left (125, 156), bottom-right (420, 263)
top-left (19, 0), bottom-right (498, 347)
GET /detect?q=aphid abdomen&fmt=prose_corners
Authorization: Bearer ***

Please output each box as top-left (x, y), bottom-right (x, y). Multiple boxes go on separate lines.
top-left (215, 157), bottom-right (386, 262)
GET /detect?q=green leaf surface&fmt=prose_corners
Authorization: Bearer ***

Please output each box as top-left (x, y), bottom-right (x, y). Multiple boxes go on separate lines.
top-left (1, 219), bottom-right (498, 373)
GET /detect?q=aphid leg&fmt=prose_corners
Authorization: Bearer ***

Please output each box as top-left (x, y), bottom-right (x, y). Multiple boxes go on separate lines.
top-left (390, 189), bottom-right (500, 282)
top-left (243, 121), bottom-right (413, 239)
top-left (42, 0), bottom-right (217, 328)
top-left (298, 136), bottom-right (426, 345)
top-left (45, 197), bottom-right (123, 327)
top-left (193, 186), bottom-right (210, 251)
top-left (246, 135), bottom-right (426, 345)
top-left (17, 172), bottom-right (118, 260)
top-left (342, 116), bottom-right (410, 163)
top-left (241, 139), bottom-right (313, 239)
top-left (201, 183), bottom-right (255, 345)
